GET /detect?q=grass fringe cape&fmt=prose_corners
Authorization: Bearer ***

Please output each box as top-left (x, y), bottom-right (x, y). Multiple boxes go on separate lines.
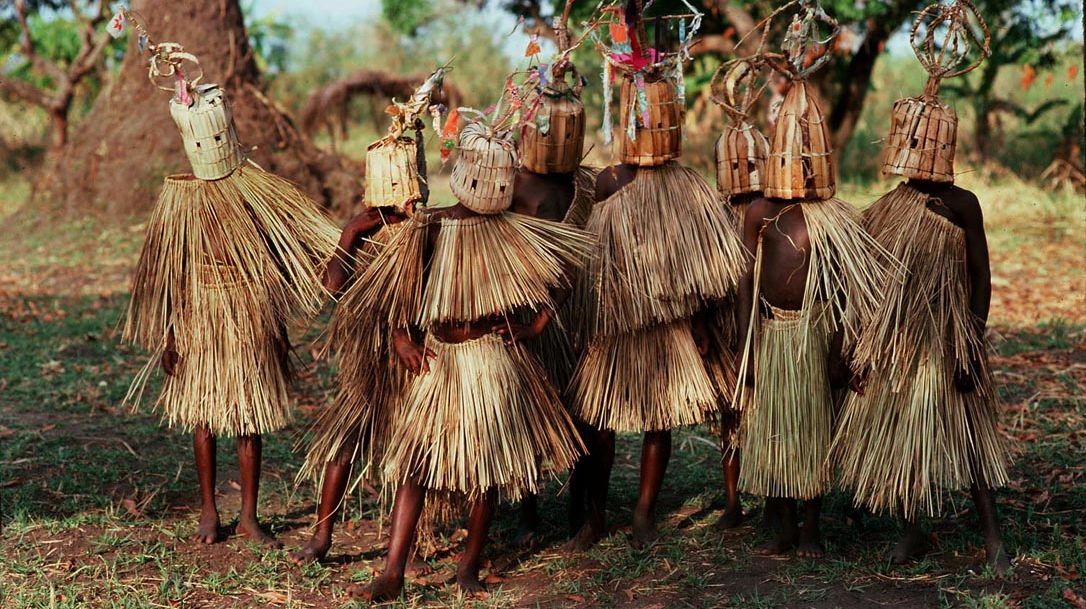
top-left (830, 183), bottom-right (1009, 518)
top-left (123, 165), bottom-right (339, 436)
top-left (705, 200), bottom-right (751, 425)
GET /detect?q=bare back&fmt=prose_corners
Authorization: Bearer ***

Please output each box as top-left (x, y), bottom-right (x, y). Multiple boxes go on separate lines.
top-left (511, 170), bottom-right (576, 221)
top-left (744, 197), bottom-right (811, 311)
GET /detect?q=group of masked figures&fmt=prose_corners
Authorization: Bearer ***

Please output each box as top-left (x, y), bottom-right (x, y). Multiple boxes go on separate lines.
top-left (122, 0), bottom-right (1012, 602)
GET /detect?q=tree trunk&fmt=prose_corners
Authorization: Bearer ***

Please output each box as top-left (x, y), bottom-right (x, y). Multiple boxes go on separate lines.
top-left (49, 109), bottom-right (68, 150)
top-left (37, 0), bottom-right (362, 217)
top-left (826, 20), bottom-right (890, 155)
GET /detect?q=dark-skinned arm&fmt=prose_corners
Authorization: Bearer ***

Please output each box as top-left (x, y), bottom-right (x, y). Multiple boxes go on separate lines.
top-left (324, 207), bottom-right (407, 296)
top-left (956, 192), bottom-right (991, 393)
top-left (391, 212), bottom-right (437, 374)
top-left (735, 203), bottom-right (764, 388)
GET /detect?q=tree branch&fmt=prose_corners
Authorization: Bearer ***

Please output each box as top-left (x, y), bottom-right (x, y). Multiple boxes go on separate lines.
top-left (14, 0), bottom-right (66, 82)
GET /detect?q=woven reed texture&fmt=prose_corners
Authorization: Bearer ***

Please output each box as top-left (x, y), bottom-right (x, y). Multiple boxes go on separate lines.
top-left (716, 123), bottom-right (769, 196)
top-left (123, 166), bottom-right (339, 435)
top-left (521, 86), bottom-right (586, 174)
top-left (365, 136), bottom-right (422, 209)
top-left (299, 222), bottom-right (411, 491)
top-left (830, 183), bottom-right (1008, 518)
top-left (383, 334), bottom-right (585, 502)
top-left (419, 212), bottom-right (594, 327)
top-left (169, 85), bottom-right (245, 181)
top-left (571, 318), bottom-right (717, 432)
top-left (450, 123), bottom-right (518, 214)
top-left (737, 302), bottom-right (834, 499)
top-left (765, 82), bottom-right (835, 200)
top-left (881, 97), bottom-right (959, 183)
top-left (618, 75), bottom-right (684, 166)
top-left (703, 200), bottom-right (750, 413)
top-left (580, 163), bottom-right (747, 338)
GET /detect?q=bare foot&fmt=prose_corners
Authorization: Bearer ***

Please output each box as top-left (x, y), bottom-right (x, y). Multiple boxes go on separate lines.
top-left (796, 526), bottom-right (824, 558)
top-left (755, 527), bottom-right (797, 555)
top-left (715, 505), bottom-right (744, 530)
top-left (985, 541), bottom-right (1012, 576)
top-left (289, 532), bottom-right (330, 565)
top-left (630, 511), bottom-right (658, 549)
top-left (565, 522), bottom-right (604, 553)
top-left (406, 557), bottom-right (433, 579)
top-left (368, 572), bottom-right (405, 602)
top-left (456, 568), bottom-right (487, 596)
top-left (237, 518), bottom-right (283, 549)
top-left (890, 529), bottom-right (929, 564)
top-left (192, 510), bottom-right (224, 545)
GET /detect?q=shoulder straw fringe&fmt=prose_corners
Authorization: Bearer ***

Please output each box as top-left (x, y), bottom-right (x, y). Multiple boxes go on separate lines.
top-left (298, 222), bottom-right (410, 490)
top-left (562, 166), bottom-right (602, 228)
top-left (123, 166), bottom-right (339, 436)
top-left (831, 183), bottom-right (1009, 519)
top-left (580, 162), bottom-right (747, 337)
top-left (571, 319), bottom-right (717, 432)
top-left (738, 302), bottom-right (835, 499)
top-left (383, 334), bottom-right (585, 502)
top-left (419, 212), bottom-right (594, 327)
top-left (337, 215), bottom-right (430, 331)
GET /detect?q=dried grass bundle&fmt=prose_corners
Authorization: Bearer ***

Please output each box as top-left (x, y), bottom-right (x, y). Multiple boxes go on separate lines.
top-left (831, 183), bottom-right (1008, 518)
top-left (571, 319), bottom-right (717, 432)
top-left (384, 334), bottom-right (585, 502)
top-left (737, 304), bottom-right (834, 499)
top-left (420, 212), bottom-right (594, 327)
top-left (581, 162), bottom-right (747, 337)
top-left (123, 165), bottom-right (339, 435)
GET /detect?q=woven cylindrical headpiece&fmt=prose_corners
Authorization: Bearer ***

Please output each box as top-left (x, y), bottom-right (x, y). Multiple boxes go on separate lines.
top-left (881, 97), bottom-right (958, 182)
top-left (521, 82), bottom-right (586, 174)
top-left (765, 81), bottom-right (834, 199)
top-left (169, 84), bottom-right (245, 180)
top-left (716, 123), bottom-right (769, 196)
top-left (365, 136), bottom-right (421, 209)
top-left (618, 74), bottom-right (683, 166)
top-left (450, 122), bottom-right (518, 214)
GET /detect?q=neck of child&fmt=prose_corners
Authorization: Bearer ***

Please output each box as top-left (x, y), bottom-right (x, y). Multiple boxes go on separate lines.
top-left (906, 177), bottom-right (954, 194)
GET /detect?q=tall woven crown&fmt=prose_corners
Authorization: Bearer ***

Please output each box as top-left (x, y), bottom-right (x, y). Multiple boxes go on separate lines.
top-left (882, 0), bottom-right (990, 182)
top-left (712, 61), bottom-right (770, 195)
top-left (619, 74), bottom-right (683, 166)
top-left (450, 122), bottom-right (518, 214)
top-left (169, 84), bottom-right (245, 180)
top-left (365, 136), bottom-right (421, 209)
top-left (521, 80), bottom-right (586, 174)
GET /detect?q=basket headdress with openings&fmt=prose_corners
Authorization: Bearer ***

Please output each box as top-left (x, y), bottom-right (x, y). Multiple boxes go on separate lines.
top-left (592, 0), bottom-right (703, 166)
top-left (151, 45), bottom-right (245, 181)
top-left (711, 60), bottom-right (770, 196)
top-left (365, 68), bottom-right (448, 210)
top-left (882, 0), bottom-right (990, 183)
top-left (450, 120), bottom-right (519, 214)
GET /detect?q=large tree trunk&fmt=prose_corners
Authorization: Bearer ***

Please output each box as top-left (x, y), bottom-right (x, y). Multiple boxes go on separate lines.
top-left (37, 0), bottom-right (362, 217)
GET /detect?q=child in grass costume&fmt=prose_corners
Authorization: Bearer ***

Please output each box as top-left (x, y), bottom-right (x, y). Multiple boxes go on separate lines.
top-left (356, 114), bottom-right (590, 600)
top-left (122, 37), bottom-right (338, 546)
top-left (733, 1), bottom-right (893, 557)
top-left (291, 70), bottom-right (446, 565)
top-left (830, 0), bottom-right (1011, 573)
top-left (568, 0), bottom-right (747, 550)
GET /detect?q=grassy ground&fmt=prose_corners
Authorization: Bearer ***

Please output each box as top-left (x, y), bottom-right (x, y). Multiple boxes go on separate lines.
top-left (0, 171), bottom-right (1083, 608)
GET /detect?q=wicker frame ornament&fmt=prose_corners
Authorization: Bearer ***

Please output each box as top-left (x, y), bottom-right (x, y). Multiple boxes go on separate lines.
top-left (711, 60), bottom-right (770, 195)
top-left (619, 73), bottom-right (684, 166)
top-left (365, 136), bottom-right (421, 210)
top-left (521, 78), bottom-right (587, 174)
top-left (450, 121), bottom-right (519, 214)
top-left (882, 0), bottom-right (990, 182)
top-left (169, 83), bottom-right (245, 181)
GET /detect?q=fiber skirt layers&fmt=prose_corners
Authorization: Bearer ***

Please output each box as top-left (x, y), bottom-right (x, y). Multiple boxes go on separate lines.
top-left (384, 334), bottom-right (585, 502)
top-left (738, 305), bottom-right (834, 499)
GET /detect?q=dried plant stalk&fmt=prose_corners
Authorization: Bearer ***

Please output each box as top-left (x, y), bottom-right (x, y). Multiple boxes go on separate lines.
top-left (831, 183), bottom-right (1009, 518)
top-left (123, 165), bottom-right (339, 435)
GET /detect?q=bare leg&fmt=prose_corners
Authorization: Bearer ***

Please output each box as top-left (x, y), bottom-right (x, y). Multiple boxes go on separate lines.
top-left (514, 494), bottom-right (540, 547)
top-left (236, 434), bottom-right (281, 548)
top-left (370, 478), bottom-right (426, 602)
top-left (566, 420), bottom-right (595, 537)
top-left (291, 458), bottom-right (352, 564)
top-left (631, 430), bottom-right (671, 548)
top-left (568, 428), bottom-right (615, 551)
top-left (970, 482), bottom-right (1010, 575)
top-left (192, 425), bottom-right (223, 544)
top-left (756, 498), bottom-right (798, 555)
top-left (796, 497), bottom-right (825, 557)
top-left (891, 515), bottom-right (929, 564)
top-left (716, 412), bottom-right (743, 529)
top-left (457, 489), bottom-right (498, 595)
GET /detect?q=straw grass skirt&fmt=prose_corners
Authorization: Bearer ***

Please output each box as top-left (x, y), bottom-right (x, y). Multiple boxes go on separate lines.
top-left (383, 334), bottom-right (585, 502)
top-left (124, 165), bottom-right (339, 436)
top-left (571, 319), bottom-right (717, 432)
top-left (738, 305), bottom-right (834, 499)
top-left (831, 183), bottom-right (1009, 519)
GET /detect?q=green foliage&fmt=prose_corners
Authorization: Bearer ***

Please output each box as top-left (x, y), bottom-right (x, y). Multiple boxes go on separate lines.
top-left (241, 1), bottom-right (295, 76)
top-left (382, 0), bottom-right (433, 36)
